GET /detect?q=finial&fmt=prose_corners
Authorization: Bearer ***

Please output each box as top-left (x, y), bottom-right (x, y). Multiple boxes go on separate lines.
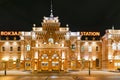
top-left (66, 24), bottom-right (69, 27)
top-left (33, 24), bottom-right (36, 27)
top-left (50, 0), bottom-right (53, 17)
top-left (112, 25), bottom-right (114, 30)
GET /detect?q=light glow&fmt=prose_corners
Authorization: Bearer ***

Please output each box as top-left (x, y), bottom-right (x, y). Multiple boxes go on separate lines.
top-left (34, 52), bottom-right (38, 59)
top-left (85, 42), bottom-right (88, 45)
top-left (20, 55), bottom-right (24, 60)
top-left (84, 56), bottom-right (88, 60)
top-left (77, 55), bottom-right (80, 60)
top-left (2, 57), bottom-right (9, 61)
top-left (13, 57), bottom-right (17, 61)
top-left (77, 36), bottom-right (80, 40)
top-left (5, 42), bottom-right (9, 45)
top-left (92, 56), bottom-right (96, 61)
top-left (108, 55), bottom-right (112, 60)
top-left (62, 52), bottom-right (65, 59)
top-left (108, 34), bottom-right (112, 38)
top-left (114, 56), bottom-right (120, 60)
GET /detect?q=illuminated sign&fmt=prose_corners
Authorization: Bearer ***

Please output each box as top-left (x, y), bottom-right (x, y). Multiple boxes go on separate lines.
top-left (80, 32), bottom-right (100, 36)
top-left (0, 31), bottom-right (20, 36)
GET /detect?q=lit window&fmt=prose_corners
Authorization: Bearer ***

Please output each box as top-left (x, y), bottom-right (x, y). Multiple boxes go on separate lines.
top-left (52, 62), bottom-right (59, 66)
top-left (115, 63), bottom-right (117, 66)
top-left (26, 45), bottom-right (30, 51)
top-left (71, 44), bottom-right (75, 49)
top-left (114, 63), bottom-right (120, 67)
top-left (10, 46), bottom-right (13, 51)
top-left (112, 42), bottom-right (117, 50)
top-left (41, 62), bottom-right (48, 66)
top-left (81, 46), bottom-right (84, 52)
top-left (42, 54), bottom-right (48, 58)
top-left (108, 34), bottom-right (112, 38)
top-left (88, 46), bottom-right (92, 52)
top-left (118, 43), bottom-right (120, 50)
top-left (36, 43), bottom-right (38, 47)
top-left (25, 63), bottom-right (30, 66)
top-left (48, 38), bottom-right (54, 43)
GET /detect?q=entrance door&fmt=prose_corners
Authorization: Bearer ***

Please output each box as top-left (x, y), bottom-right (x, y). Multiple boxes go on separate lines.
top-left (52, 54), bottom-right (59, 71)
top-left (25, 62), bottom-right (31, 70)
top-left (71, 61), bottom-right (76, 70)
top-left (41, 54), bottom-right (49, 71)
top-left (52, 61), bottom-right (59, 71)
top-left (41, 62), bottom-right (48, 71)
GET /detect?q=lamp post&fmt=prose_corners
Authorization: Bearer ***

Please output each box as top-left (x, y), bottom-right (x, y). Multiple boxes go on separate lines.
top-left (88, 59), bottom-right (91, 76)
top-left (85, 57), bottom-right (91, 76)
top-left (2, 57), bottom-right (9, 76)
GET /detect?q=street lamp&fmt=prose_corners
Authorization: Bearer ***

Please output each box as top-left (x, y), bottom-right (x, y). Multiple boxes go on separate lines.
top-left (88, 59), bottom-right (91, 76)
top-left (2, 57), bottom-right (9, 76)
top-left (84, 56), bottom-right (91, 76)
top-left (88, 46), bottom-right (92, 76)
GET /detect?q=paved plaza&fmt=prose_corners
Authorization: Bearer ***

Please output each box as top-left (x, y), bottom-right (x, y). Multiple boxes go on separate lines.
top-left (0, 70), bottom-right (120, 76)
top-left (0, 70), bottom-right (120, 80)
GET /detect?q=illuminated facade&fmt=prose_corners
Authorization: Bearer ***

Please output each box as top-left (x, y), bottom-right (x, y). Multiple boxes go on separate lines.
top-left (102, 28), bottom-right (120, 70)
top-left (0, 10), bottom-right (120, 72)
top-left (0, 12), bottom-right (103, 72)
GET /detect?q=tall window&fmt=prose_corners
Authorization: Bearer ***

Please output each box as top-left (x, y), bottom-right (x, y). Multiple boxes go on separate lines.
top-left (81, 46), bottom-right (84, 52)
top-left (96, 58), bottom-right (99, 67)
top-left (26, 45), bottom-right (30, 51)
top-left (96, 46), bottom-right (99, 51)
top-left (10, 46), bottom-right (13, 51)
top-left (112, 43), bottom-right (117, 50)
top-left (88, 46), bottom-right (92, 52)
top-left (2, 47), bottom-right (5, 51)
top-left (18, 46), bottom-right (21, 51)
top-left (71, 44), bottom-right (76, 49)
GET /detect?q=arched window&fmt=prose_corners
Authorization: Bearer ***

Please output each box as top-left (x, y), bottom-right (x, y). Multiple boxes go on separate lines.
top-left (48, 38), bottom-right (54, 43)
top-left (71, 44), bottom-right (76, 49)
top-left (41, 54), bottom-right (48, 59)
top-left (52, 54), bottom-right (59, 59)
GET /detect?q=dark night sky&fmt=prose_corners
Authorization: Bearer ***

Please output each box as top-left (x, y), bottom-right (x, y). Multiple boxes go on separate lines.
top-left (0, 0), bottom-right (120, 36)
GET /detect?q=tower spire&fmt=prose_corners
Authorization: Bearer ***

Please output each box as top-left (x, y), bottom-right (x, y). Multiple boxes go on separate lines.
top-left (50, 0), bottom-right (53, 17)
